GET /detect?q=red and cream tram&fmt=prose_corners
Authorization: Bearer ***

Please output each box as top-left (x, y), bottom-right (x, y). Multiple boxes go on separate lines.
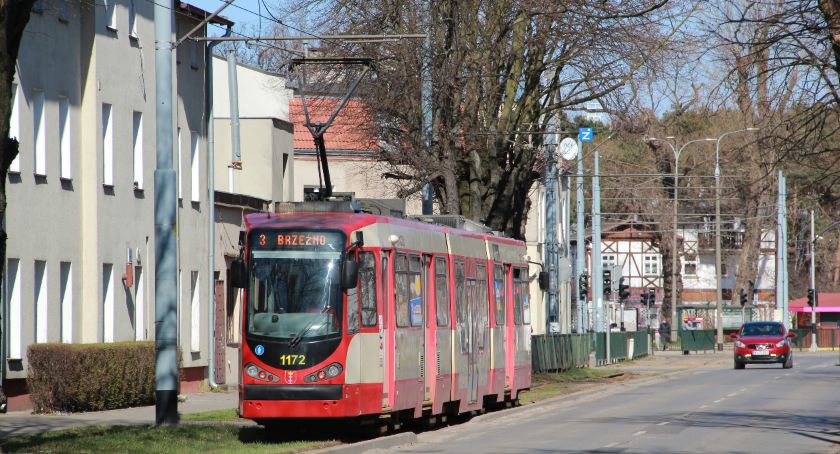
top-left (230, 202), bottom-right (532, 424)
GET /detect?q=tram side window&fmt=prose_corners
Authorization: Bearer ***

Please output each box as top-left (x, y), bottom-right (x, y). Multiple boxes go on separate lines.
top-left (515, 267), bottom-right (531, 325)
top-left (435, 257), bottom-right (449, 327)
top-left (409, 255), bottom-right (424, 327)
top-left (347, 254), bottom-right (360, 334)
top-left (493, 265), bottom-right (505, 326)
top-left (513, 268), bottom-right (524, 325)
top-left (476, 263), bottom-right (488, 350)
top-left (455, 261), bottom-right (467, 353)
top-left (359, 252), bottom-right (377, 327)
top-left (395, 254), bottom-right (410, 327)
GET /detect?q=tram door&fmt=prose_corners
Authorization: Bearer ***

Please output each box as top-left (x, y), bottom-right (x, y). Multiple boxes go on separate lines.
top-left (381, 250), bottom-right (392, 409)
top-left (466, 277), bottom-right (479, 404)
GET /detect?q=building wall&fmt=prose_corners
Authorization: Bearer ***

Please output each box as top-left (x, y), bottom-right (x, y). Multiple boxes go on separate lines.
top-left (5, 1), bottom-right (212, 391)
top-left (213, 118), bottom-right (294, 202)
top-left (211, 55), bottom-right (293, 120)
top-left (293, 154), bottom-right (423, 214)
top-left (680, 229), bottom-right (776, 304)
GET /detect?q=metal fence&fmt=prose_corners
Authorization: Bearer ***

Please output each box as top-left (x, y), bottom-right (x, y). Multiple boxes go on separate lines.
top-left (632, 331), bottom-right (650, 359)
top-left (594, 331), bottom-right (651, 364)
top-left (531, 333), bottom-right (594, 373)
top-left (790, 328), bottom-right (840, 351)
top-left (679, 329), bottom-right (716, 352)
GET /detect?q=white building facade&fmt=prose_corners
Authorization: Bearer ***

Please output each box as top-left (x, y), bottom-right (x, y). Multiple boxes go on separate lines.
top-left (3, 0), bottom-right (229, 409)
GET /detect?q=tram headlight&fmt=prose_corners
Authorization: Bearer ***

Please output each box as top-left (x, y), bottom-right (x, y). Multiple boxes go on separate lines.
top-left (326, 363), bottom-right (342, 378)
top-left (246, 364), bottom-right (259, 378)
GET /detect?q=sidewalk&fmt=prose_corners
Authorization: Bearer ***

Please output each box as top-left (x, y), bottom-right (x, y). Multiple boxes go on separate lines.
top-left (0, 389), bottom-right (241, 439)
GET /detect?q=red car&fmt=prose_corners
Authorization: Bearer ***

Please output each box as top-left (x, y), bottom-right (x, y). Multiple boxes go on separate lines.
top-left (730, 321), bottom-right (795, 369)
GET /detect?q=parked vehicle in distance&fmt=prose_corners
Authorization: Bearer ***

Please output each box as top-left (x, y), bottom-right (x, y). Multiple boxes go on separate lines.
top-left (730, 321), bottom-right (795, 369)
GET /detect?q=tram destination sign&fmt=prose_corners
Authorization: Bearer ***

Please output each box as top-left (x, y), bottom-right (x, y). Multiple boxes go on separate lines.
top-left (252, 230), bottom-right (342, 249)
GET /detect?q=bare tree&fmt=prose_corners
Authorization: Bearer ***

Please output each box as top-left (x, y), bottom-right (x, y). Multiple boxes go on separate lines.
top-left (276, 0), bottom-right (688, 238)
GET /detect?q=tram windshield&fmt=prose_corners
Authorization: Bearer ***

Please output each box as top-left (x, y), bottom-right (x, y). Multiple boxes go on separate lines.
top-left (246, 231), bottom-right (344, 341)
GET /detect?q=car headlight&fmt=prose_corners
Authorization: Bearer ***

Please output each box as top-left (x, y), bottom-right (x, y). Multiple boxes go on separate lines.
top-left (776, 340), bottom-right (786, 348)
top-left (735, 341), bottom-right (746, 348)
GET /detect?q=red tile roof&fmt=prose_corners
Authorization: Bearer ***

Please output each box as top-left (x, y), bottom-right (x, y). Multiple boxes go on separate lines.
top-left (289, 98), bottom-right (379, 152)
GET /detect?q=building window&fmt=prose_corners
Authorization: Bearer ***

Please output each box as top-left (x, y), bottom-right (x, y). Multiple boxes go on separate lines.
top-left (9, 83), bottom-right (20, 172)
top-left (177, 128), bottom-right (183, 199)
top-left (105, 0), bottom-right (116, 30)
top-left (132, 111), bottom-right (143, 190)
top-left (60, 262), bottom-right (73, 343)
top-left (602, 254), bottom-right (616, 270)
top-left (190, 271), bottom-right (200, 352)
top-left (7, 259), bottom-right (21, 359)
top-left (135, 266), bottom-right (144, 340)
top-left (683, 253), bottom-right (697, 276)
top-left (190, 131), bottom-right (199, 202)
top-left (33, 89), bottom-right (46, 176)
top-left (102, 103), bottom-right (113, 186)
top-left (35, 260), bottom-right (48, 343)
top-left (59, 97), bottom-right (71, 179)
top-left (103, 263), bottom-right (114, 342)
top-left (128, 0), bottom-right (137, 37)
top-left (644, 255), bottom-right (658, 276)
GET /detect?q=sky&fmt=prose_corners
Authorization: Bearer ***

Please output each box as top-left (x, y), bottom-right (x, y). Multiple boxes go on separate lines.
top-left (190, 0), bottom-right (277, 38)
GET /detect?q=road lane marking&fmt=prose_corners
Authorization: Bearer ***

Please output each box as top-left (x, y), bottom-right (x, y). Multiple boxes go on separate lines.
top-left (657, 422), bottom-right (670, 426)
top-left (714, 399), bottom-right (723, 403)
top-left (727, 393), bottom-right (736, 397)
top-left (633, 431), bottom-right (647, 436)
top-left (740, 388), bottom-right (747, 392)
top-left (700, 405), bottom-right (708, 409)
top-left (604, 442), bottom-right (618, 448)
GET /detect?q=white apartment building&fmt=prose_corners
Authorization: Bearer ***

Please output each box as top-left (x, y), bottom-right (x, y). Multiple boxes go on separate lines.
top-left (3, 0), bottom-right (230, 410)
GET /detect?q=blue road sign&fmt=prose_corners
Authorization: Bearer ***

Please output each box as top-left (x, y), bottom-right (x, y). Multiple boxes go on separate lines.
top-left (579, 127), bottom-right (594, 142)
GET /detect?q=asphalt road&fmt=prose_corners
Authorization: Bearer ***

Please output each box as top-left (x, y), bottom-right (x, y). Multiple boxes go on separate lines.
top-left (373, 351), bottom-right (840, 454)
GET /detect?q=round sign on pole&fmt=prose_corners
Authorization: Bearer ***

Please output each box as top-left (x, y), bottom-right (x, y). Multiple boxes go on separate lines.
top-left (559, 137), bottom-right (579, 161)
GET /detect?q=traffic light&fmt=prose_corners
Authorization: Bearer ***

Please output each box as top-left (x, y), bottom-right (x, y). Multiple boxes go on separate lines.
top-left (639, 293), bottom-right (647, 305)
top-left (739, 288), bottom-right (747, 306)
top-left (648, 287), bottom-right (656, 303)
top-left (618, 277), bottom-right (630, 302)
top-left (603, 270), bottom-right (612, 295)
top-left (807, 288), bottom-right (815, 307)
top-left (578, 274), bottom-right (589, 300)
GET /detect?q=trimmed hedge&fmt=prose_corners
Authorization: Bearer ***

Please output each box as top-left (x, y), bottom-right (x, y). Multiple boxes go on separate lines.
top-left (27, 341), bottom-right (181, 413)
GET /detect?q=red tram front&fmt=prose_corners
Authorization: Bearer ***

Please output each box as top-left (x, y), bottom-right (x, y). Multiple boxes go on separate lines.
top-left (232, 205), bottom-right (532, 423)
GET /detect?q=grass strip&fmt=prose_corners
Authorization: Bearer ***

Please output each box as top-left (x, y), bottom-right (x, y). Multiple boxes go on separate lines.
top-left (0, 423), bottom-right (337, 454)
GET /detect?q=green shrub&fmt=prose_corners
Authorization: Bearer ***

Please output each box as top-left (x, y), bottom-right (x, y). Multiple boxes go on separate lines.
top-left (27, 341), bottom-right (181, 413)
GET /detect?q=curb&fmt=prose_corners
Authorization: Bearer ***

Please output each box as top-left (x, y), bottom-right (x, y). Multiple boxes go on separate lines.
top-left (310, 432), bottom-right (417, 454)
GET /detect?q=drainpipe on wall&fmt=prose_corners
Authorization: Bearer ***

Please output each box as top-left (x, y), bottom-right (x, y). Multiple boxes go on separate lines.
top-left (207, 25), bottom-right (232, 390)
top-left (226, 49), bottom-right (242, 194)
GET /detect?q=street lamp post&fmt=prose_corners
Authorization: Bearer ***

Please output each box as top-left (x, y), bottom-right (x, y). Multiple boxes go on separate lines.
top-left (649, 137), bottom-right (715, 339)
top-left (713, 128), bottom-right (758, 351)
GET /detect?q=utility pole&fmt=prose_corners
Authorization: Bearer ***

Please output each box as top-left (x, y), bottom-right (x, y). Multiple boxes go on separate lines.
top-left (576, 136), bottom-right (586, 332)
top-left (592, 146), bottom-right (606, 361)
top-left (154, 0), bottom-right (178, 425)
top-left (544, 137), bottom-right (559, 335)
top-left (810, 209), bottom-right (818, 352)
top-left (776, 171), bottom-right (790, 329)
top-left (421, 0), bottom-right (433, 215)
